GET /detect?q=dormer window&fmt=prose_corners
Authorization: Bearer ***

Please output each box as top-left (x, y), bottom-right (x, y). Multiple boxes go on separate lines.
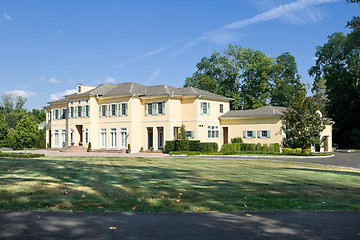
top-left (78, 85), bottom-right (81, 93)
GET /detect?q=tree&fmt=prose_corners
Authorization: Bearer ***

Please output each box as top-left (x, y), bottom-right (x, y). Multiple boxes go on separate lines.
top-left (15, 96), bottom-right (26, 112)
top-left (282, 90), bottom-right (326, 150)
top-left (1, 94), bottom-right (14, 114)
top-left (185, 44), bottom-right (304, 109)
top-left (13, 116), bottom-right (39, 150)
top-left (309, 32), bottom-right (360, 148)
top-left (178, 124), bottom-right (188, 141)
top-left (0, 112), bottom-right (8, 141)
top-left (271, 52), bottom-right (305, 107)
top-left (311, 77), bottom-right (328, 115)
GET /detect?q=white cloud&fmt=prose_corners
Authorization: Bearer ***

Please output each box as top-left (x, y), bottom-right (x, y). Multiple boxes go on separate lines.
top-left (51, 29), bottom-right (63, 37)
top-left (5, 90), bottom-right (37, 98)
top-left (143, 69), bottom-right (162, 86)
top-left (49, 89), bottom-right (76, 101)
top-left (3, 12), bottom-right (12, 21)
top-left (48, 78), bottom-right (61, 83)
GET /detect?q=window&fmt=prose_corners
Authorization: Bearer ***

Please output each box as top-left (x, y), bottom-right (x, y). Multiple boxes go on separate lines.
top-left (70, 101), bottom-right (73, 105)
top-left (201, 102), bottom-right (210, 115)
top-left (157, 102), bottom-right (165, 115)
top-left (219, 104), bottom-right (224, 114)
top-left (85, 105), bottom-right (90, 118)
top-left (70, 129), bottom-right (74, 144)
top-left (54, 130), bottom-right (59, 148)
top-left (54, 109), bottom-right (59, 120)
top-left (145, 102), bottom-right (164, 116)
top-left (61, 129), bottom-right (67, 147)
top-left (78, 85), bottom-right (81, 93)
top-left (110, 128), bottom-right (117, 148)
top-left (48, 111), bottom-right (51, 122)
top-left (70, 107), bottom-right (74, 118)
top-left (77, 106), bottom-right (82, 118)
top-left (100, 128), bottom-right (107, 148)
top-left (110, 104), bottom-right (117, 117)
top-left (119, 103), bottom-right (128, 116)
top-left (207, 126), bottom-right (219, 139)
top-left (146, 103), bottom-right (153, 115)
top-left (186, 131), bottom-right (194, 139)
top-left (85, 99), bottom-right (89, 104)
top-left (244, 130), bottom-right (256, 138)
top-left (258, 130), bottom-right (270, 138)
top-left (77, 100), bottom-right (81, 105)
top-left (120, 128), bottom-right (127, 148)
top-left (100, 105), bottom-right (107, 117)
top-left (61, 108), bottom-right (67, 120)
top-left (85, 128), bottom-right (89, 144)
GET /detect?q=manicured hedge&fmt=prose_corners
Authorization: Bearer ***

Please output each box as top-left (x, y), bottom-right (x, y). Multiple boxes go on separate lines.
top-left (221, 143), bottom-right (281, 154)
top-left (0, 152), bottom-right (45, 158)
top-left (164, 140), bottom-right (217, 153)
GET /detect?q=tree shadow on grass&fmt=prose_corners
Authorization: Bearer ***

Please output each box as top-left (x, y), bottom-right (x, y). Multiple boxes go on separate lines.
top-left (283, 167), bottom-right (360, 177)
top-left (0, 157), bottom-right (359, 213)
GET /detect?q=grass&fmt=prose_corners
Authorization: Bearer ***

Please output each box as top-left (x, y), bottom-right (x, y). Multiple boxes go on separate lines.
top-left (0, 156), bottom-right (359, 212)
top-left (169, 151), bottom-right (332, 156)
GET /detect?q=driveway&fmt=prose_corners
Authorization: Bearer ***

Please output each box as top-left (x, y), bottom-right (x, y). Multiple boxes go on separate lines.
top-left (0, 211), bottom-right (359, 240)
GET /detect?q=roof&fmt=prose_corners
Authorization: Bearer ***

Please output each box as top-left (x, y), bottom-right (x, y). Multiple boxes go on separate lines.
top-left (48, 82), bottom-right (233, 103)
top-left (220, 106), bottom-right (287, 119)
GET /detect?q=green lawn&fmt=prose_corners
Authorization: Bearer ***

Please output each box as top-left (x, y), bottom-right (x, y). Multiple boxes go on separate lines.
top-left (0, 156), bottom-right (359, 212)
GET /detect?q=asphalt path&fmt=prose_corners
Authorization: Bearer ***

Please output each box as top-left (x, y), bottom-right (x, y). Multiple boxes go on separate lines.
top-left (0, 211), bottom-right (359, 240)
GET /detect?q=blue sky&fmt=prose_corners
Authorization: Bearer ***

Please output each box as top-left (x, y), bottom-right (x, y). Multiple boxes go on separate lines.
top-left (0, 0), bottom-right (358, 110)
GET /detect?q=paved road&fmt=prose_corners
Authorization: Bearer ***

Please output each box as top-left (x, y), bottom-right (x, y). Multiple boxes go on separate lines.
top-left (0, 211), bottom-right (359, 240)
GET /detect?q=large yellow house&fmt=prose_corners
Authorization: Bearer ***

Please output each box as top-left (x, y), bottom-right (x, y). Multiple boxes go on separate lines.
top-left (45, 82), bottom-right (333, 153)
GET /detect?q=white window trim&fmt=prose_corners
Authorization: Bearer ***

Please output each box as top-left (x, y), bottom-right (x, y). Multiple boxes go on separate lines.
top-left (85, 128), bottom-right (89, 144)
top-left (201, 102), bottom-right (210, 115)
top-left (84, 105), bottom-right (90, 118)
top-left (119, 127), bottom-right (128, 148)
top-left (219, 104), bottom-right (224, 114)
top-left (207, 126), bottom-right (219, 139)
top-left (258, 129), bottom-right (270, 139)
top-left (54, 130), bottom-right (59, 148)
top-left (119, 102), bottom-right (128, 116)
top-left (100, 128), bottom-right (107, 148)
top-left (109, 128), bottom-right (117, 148)
top-left (244, 130), bottom-right (256, 139)
top-left (100, 104), bottom-right (107, 117)
top-left (110, 103), bottom-right (117, 117)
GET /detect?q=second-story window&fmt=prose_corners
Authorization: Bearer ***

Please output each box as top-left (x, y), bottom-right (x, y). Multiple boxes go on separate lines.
top-left (110, 104), bottom-right (117, 117)
top-left (70, 106), bottom-right (74, 118)
top-left (157, 102), bottom-right (165, 115)
top-left (48, 111), bottom-right (51, 122)
top-left (61, 108), bottom-right (67, 120)
top-left (201, 102), bottom-right (210, 115)
top-left (54, 109), bottom-right (59, 120)
top-left (119, 103), bottom-right (128, 116)
top-left (85, 105), bottom-right (90, 118)
top-left (146, 103), bottom-right (153, 115)
top-left (100, 105), bottom-right (107, 117)
top-left (77, 106), bottom-right (82, 118)
top-left (145, 102), bottom-right (164, 116)
top-left (219, 104), bottom-right (224, 114)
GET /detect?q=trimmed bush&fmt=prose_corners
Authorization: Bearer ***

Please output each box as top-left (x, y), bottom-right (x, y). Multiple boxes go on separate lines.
top-left (294, 148), bottom-right (302, 154)
top-left (0, 152), bottom-right (45, 158)
top-left (231, 137), bottom-right (243, 144)
top-left (262, 144), bottom-right (269, 152)
top-left (255, 143), bottom-right (262, 151)
top-left (303, 149), bottom-right (312, 155)
top-left (199, 142), bottom-right (218, 152)
top-left (246, 143), bottom-right (256, 152)
top-left (240, 143), bottom-right (247, 151)
top-left (164, 141), bottom-right (176, 153)
top-left (188, 140), bottom-right (201, 151)
top-left (269, 143), bottom-right (280, 153)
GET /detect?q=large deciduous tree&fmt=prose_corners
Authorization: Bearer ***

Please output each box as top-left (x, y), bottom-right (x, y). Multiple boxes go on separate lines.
top-left (282, 91), bottom-right (326, 150)
top-left (0, 112), bottom-right (8, 141)
top-left (185, 44), bottom-right (304, 110)
top-left (309, 32), bottom-right (360, 148)
top-left (14, 116), bottom-right (39, 150)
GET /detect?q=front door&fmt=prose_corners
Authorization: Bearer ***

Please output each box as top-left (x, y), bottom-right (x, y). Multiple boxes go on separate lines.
top-left (76, 125), bottom-right (83, 144)
top-left (147, 127), bottom-right (153, 149)
top-left (324, 136), bottom-right (329, 152)
top-left (223, 127), bottom-right (228, 144)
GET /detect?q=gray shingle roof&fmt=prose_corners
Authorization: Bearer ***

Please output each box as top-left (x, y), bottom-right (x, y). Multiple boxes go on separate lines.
top-left (53, 82), bottom-right (232, 102)
top-left (220, 106), bottom-right (287, 118)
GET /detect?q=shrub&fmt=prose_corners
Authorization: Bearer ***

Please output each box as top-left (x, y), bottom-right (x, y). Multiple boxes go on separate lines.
top-left (246, 143), bottom-right (256, 152)
top-left (231, 137), bottom-right (243, 144)
top-left (303, 149), bottom-right (312, 155)
top-left (240, 143), bottom-right (247, 151)
top-left (282, 148), bottom-right (293, 154)
top-left (262, 144), bottom-right (269, 152)
top-left (0, 152), bottom-right (45, 158)
top-left (294, 148), bottom-right (302, 154)
top-left (176, 140), bottom-right (190, 151)
top-left (199, 142), bottom-right (218, 152)
top-left (255, 143), bottom-right (262, 151)
top-left (188, 140), bottom-right (201, 151)
top-left (269, 143), bottom-right (280, 153)
top-left (164, 141), bottom-right (176, 153)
